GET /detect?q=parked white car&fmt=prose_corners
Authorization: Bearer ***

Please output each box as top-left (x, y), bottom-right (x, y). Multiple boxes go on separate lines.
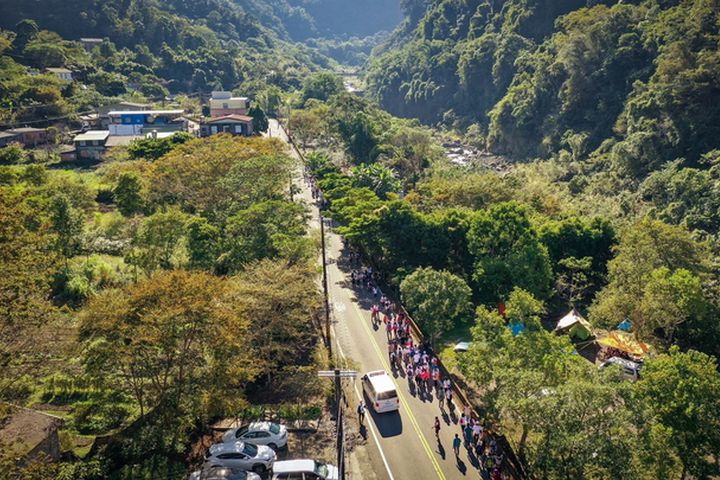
top-left (188, 466), bottom-right (261, 480)
top-left (205, 441), bottom-right (276, 473)
top-left (222, 421), bottom-right (288, 449)
top-left (271, 459), bottom-right (339, 480)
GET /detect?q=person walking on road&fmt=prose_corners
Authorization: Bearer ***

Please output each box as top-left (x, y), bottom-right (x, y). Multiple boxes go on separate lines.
top-left (453, 434), bottom-right (462, 457)
top-left (357, 401), bottom-right (365, 426)
top-left (464, 423), bottom-right (473, 447)
top-left (434, 416), bottom-right (441, 437)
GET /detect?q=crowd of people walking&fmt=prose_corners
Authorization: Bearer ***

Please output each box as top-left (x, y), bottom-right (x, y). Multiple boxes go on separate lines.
top-left (351, 252), bottom-right (506, 479)
top-left (305, 162), bottom-right (506, 480)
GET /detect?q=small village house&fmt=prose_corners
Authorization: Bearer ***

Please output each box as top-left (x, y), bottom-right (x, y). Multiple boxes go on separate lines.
top-left (0, 406), bottom-right (64, 464)
top-left (209, 91), bottom-right (250, 118)
top-left (200, 114), bottom-right (254, 137)
top-left (71, 130), bottom-right (109, 160)
top-left (0, 131), bottom-right (20, 147)
top-left (108, 110), bottom-right (186, 136)
top-left (45, 67), bottom-right (73, 81)
top-left (7, 127), bottom-right (47, 147)
top-left (98, 101), bottom-right (149, 128)
top-left (80, 37), bottom-right (103, 52)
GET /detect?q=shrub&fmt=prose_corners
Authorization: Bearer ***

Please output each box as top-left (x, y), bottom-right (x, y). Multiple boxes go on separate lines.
top-left (72, 399), bottom-right (131, 434)
top-left (0, 142), bottom-right (29, 165)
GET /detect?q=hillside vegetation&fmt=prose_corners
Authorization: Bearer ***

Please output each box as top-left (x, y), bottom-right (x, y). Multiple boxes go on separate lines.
top-left (367, 0), bottom-right (720, 174)
top-left (0, 0), bottom-right (333, 96)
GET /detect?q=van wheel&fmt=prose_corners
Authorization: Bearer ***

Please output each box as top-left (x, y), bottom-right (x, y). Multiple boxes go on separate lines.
top-left (252, 464), bottom-right (267, 474)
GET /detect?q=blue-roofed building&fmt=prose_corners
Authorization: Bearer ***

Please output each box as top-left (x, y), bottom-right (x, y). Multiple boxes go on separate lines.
top-left (108, 110), bottom-right (186, 136)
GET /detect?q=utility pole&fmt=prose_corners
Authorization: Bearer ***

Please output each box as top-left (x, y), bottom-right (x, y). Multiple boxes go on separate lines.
top-left (320, 212), bottom-right (331, 355)
top-left (318, 369), bottom-right (357, 480)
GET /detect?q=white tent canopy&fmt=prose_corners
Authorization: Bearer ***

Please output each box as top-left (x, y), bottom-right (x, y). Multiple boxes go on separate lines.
top-left (554, 308), bottom-right (592, 332)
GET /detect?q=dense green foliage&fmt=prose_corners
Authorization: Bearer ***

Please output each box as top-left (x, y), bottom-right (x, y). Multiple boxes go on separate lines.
top-left (0, 0), bottom-right (349, 127)
top-left (4, 0), bottom-right (720, 477)
top-left (367, 0), bottom-right (720, 179)
top-left (457, 290), bottom-right (720, 479)
top-left (127, 132), bottom-right (193, 161)
top-left (0, 135), bottom-right (323, 477)
top-left (400, 266), bottom-right (473, 345)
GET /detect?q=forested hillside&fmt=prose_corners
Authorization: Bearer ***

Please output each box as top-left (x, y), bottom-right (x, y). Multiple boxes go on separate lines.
top-left (367, 0), bottom-right (720, 171)
top-left (0, 0), bottom-right (333, 97)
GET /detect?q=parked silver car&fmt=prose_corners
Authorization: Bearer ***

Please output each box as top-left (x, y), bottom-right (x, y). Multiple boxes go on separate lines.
top-left (188, 466), bottom-right (261, 480)
top-left (205, 441), bottom-right (276, 473)
top-left (222, 421), bottom-right (288, 449)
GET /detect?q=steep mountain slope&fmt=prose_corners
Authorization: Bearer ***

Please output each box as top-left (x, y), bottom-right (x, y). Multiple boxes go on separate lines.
top-left (366, 0), bottom-right (720, 174)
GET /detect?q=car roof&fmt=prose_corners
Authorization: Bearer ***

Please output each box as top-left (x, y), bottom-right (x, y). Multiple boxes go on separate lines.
top-left (365, 370), bottom-right (395, 393)
top-left (197, 465), bottom-right (256, 480)
top-left (195, 466), bottom-right (248, 480)
top-left (245, 421), bottom-right (274, 431)
top-left (209, 441), bottom-right (246, 455)
top-left (273, 459), bottom-right (316, 473)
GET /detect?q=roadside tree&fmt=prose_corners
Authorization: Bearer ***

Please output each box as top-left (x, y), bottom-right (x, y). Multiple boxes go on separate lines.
top-left (400, 267), bottom-right (473, 347)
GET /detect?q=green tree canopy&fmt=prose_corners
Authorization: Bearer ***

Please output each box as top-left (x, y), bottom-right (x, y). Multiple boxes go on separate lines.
top-left (113, 172), bottom-right (145, 217)
top-left (400, 266), bottom-right (473, 346)
top-left (219, 200), bottom-right (310, 273)
top-left (249, 104), bottom-right (269, 133)
top-left (636, 347), bottom-right (720, 478)
top-left (147, 135), bottom-right (292, 220)
top-left (80, 270), bottom-right (257, 420)
top-left (301, 71), bottom-right (343, 103)
top-left (468, 202), bottom-right (552, 303)
top-left (590, 218), bottom-right (716, 353)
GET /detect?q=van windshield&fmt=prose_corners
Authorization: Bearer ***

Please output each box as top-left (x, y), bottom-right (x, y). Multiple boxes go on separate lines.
top-left (377, 390), bottom-right (397, 400)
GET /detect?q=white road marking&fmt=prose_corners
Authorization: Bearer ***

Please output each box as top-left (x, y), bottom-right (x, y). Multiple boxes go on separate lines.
top-left (334, 325), bottom-right (396, 480)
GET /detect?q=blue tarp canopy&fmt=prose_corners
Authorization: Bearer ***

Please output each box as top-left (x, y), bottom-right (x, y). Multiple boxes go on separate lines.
top-left (509, 322), bottom-right (525, 337)
top-left (617, 319), bottom-right (633, 332)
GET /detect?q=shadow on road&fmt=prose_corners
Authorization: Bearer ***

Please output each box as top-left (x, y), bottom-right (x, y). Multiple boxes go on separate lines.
top-left (437, 438), bottom-right (446, 460)
top-left (367, 407), bottom-right (403, 438)
top-left (456, 456), bottom-right (467, 475)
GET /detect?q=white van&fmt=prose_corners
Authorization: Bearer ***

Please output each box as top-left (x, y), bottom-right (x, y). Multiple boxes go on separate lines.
top-left (362, 370), bottom-right (399, 413)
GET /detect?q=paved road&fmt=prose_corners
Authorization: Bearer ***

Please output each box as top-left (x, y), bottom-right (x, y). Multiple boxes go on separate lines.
top-left (270, 120), bottom-right (485, 480)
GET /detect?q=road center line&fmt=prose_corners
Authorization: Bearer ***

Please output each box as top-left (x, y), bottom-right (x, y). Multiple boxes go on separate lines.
top-left (349, 299), bottom-right (447, 480)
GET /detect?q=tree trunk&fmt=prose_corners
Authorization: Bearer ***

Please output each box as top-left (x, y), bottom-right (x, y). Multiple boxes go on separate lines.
top-left (518, 424), bottom-right (528, 465)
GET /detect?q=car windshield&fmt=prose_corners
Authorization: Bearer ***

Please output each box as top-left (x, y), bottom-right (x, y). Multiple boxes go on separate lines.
top-left (242, 443), bottom-right (258, 457)
top-left (269, 423), bottom-right (281, 434)
top-left (236, 426), bottom-right (249, 437)
top-left (314, 461), bottom-right (329, 478)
